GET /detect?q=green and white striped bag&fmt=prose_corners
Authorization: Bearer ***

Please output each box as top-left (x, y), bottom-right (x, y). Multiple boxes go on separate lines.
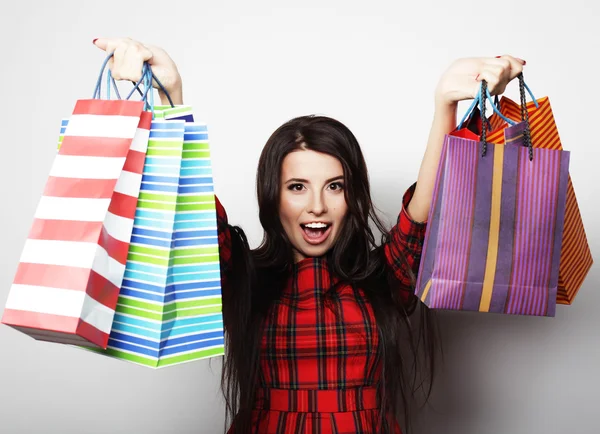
top-left (93, 105), bottom-right (224, 368)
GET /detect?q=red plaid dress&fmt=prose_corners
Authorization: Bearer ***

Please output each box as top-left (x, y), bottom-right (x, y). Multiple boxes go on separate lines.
top-left (217, 184), bottom-right (426, 434)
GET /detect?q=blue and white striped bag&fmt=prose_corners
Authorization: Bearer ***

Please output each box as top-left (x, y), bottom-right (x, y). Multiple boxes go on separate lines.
top-left (88, 106), bottom-right (225, 368)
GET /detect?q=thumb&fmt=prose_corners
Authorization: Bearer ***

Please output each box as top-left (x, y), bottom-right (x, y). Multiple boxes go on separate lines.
top-left (497, 55), bottom-right (525, 80)
top-left (93, 37), bottom-right (124, 54)
top-left (92, 38), bottom-right (109, 51)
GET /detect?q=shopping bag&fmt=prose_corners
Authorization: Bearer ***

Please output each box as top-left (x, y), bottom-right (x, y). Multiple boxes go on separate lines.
top-left (2, 90), bottom-right (148, 348)
top-left (415, 82), bottom-right (571, 316)
top-left (484, 96), bottom-right (593, 305)
top-left (86, 100), bottom-right (224, 368)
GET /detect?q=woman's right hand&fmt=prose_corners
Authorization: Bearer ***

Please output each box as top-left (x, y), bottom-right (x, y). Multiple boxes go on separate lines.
top-left (93, 37), bottom-right (183, 105)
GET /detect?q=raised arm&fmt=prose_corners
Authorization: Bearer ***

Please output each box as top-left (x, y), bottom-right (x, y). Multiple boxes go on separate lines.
top-left (93, 37), bottom-right (235, 291)
top-left (93, 37), bottom-right (184, 106)
top-left (385, 56), bottom-right (528, 307)
top-left (407, 55), bottom-right (527, 222)
top-left (383, 183), bottom-right (428, 294)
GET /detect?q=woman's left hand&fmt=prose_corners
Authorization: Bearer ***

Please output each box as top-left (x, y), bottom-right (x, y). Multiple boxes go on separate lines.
top-left (407, 54), bottom-right (527, 223)
top-left (435, 55), bottom-right (526, 107)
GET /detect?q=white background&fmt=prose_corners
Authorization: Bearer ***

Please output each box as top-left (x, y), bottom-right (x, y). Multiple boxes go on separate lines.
top-left (0, 1), bottom-right (598, 433)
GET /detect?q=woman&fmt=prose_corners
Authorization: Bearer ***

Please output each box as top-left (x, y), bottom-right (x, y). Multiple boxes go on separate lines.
top-left (94, 37), bottom-right (525, 433)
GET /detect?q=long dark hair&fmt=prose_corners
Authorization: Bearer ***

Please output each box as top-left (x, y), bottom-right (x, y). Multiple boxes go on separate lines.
top-left (221, 115), bottom-right (439, 433)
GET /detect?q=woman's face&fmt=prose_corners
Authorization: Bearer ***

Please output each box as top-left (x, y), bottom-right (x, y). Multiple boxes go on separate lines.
top-left (279, 149), bottom-right (348, 262)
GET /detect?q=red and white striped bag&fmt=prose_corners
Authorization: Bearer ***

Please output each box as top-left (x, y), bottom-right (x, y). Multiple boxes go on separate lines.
top-left (2, 99), bottom-right (150, 349)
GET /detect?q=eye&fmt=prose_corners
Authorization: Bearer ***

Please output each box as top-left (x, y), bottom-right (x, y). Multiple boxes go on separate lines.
top-left (328, 182), bottom-right (345, 191)
top-left (287, 183), bottom-right (305, 192)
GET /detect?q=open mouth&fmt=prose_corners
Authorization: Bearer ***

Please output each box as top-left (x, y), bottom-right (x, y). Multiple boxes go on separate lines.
top-left (300, 223), bottom-right (332, 245)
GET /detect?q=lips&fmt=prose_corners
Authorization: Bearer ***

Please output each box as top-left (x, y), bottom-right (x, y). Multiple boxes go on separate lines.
top-left (300, 223), bottom-right (332, 245)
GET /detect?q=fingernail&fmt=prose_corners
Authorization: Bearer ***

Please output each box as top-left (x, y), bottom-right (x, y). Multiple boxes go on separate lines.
top-left (92, 38), bottom-right (98, 45)
top-left (475, 74), bottom-right (480, 81)
top-left (519, 58), bottom-right (527, 65)
top-left (495, 55), bottom-right (502, 58)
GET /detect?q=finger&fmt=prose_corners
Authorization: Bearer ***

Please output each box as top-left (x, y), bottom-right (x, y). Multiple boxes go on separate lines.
top-left (132, 42), bottom-right (154, 63)
top-left (494, 55), bottom-right (525, 80)
top-left (497, 54), bottom-right (526, 65)
top-left (143, 44), bottom-right (164, 65)
top-left (122, 43), bottom-right (153, 81)
top-left (475, 66), bottom-right (508, 96)
top-left (111, 45), bottom-right (146, 82)
top-left (482, 57), bottom-right (513, 70)
top-left (110, 44), bottom-right (128, 81)
top-left (93, 38), bottom-right (109, 51)
top-left (93, 37), bottom-right (129, 52)
top-left (94, 37), bottom-right (150, 61)
top-left (101, 39), bottom-right (153, 83)
top-left (477, 64), bottom-right (506, 83)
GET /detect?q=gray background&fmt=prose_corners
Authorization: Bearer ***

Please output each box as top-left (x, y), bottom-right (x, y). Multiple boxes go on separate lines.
top-left (1, 1), bottom-right (598, 433)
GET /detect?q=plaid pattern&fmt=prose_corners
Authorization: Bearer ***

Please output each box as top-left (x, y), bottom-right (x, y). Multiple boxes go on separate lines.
top-left (384, 183), bottom-right (427, 296)
top-left (217, 184), bottom-right (426, 433)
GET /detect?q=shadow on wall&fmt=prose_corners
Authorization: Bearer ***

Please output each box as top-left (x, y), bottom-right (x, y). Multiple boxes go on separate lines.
top-left (408, 304), bottom-right (577, 434)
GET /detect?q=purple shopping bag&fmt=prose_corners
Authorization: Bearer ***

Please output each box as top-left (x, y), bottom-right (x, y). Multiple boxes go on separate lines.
top-left (415, 121), bottom-right (570, 317)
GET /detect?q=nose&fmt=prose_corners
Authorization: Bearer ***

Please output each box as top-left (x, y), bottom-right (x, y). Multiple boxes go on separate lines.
top-left (308, 190), bottom-right (328, 216)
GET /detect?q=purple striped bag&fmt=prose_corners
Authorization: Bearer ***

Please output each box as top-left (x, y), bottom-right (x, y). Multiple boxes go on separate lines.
top-left (415, 121), bottom-right (570, 317)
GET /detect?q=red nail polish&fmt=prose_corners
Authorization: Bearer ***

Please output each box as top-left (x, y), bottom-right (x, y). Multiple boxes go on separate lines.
top-left (475, 74), bottom-right (480, 81)
top-left (495, 55), bottom-right (502, 58)
top-left (92, 38), bottom-right (98, 44)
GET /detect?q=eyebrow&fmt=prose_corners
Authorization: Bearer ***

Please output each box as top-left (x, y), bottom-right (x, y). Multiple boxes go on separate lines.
top-left (284, 175), bottom-right (344, 184)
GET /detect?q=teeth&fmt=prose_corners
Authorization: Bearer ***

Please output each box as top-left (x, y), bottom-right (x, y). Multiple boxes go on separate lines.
top-left (304, 222), bottom-right (328, 229)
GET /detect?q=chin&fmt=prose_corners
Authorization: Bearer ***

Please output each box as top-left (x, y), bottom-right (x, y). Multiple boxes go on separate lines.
top-left (296, 242), bottom-right (334, 260)
top-left (304, 247), bottom-right (330, 257)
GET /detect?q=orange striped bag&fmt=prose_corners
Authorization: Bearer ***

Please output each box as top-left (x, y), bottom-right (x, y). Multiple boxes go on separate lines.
top-left (486, 96), bottom-right (592, 305)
